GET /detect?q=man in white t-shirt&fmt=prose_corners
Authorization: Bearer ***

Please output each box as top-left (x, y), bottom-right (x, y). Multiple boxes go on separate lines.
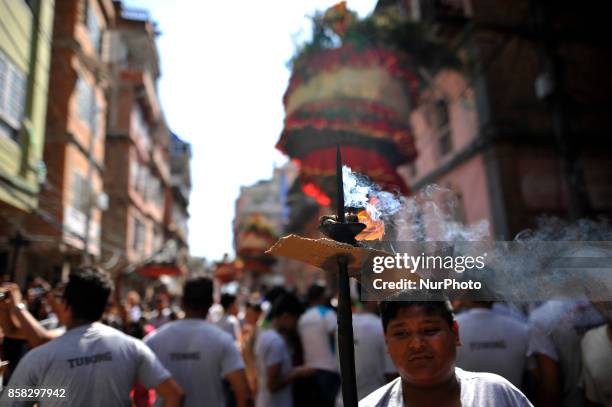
top-left (216, 293), bottom-right (242, 343)
top-left (336, 297), bottom-right (396, 405)
top-left (527, 300), bottom-right (603, 407)
top-left (298, 284), bottom-right (340, 407)
top-left (255, 293), bottom-right (313, 407)
top-left (148, 294), bottom-right (172, 329)
top-left (0, 267), bottom-right (183, 407)
top-left (455, 301), bottom-right (528, 388)
top-left (580, 301), bottom-right (612, 406)
top-left (145, 277), bottom-right (251, 407)
top-left (359, 295), bottom-right (532, 407)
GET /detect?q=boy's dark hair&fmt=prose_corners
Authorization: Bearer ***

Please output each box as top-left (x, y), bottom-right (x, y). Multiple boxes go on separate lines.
top-left (63, 267), bottom-right (113, 322)
top-left (380, 292), bottom-right (454, 332)
top-left (183, 276), bottom-right (214, 312)
top-left (306, 283), bottom-right (326, 303)
top-left (271, 293), bottom-right (303, 319)
top-left (246, 300), bottom-right (262, 313)
top-left (264, 286), bottom-right (287, 304)
top-left (220, 293), bottom-right (236, 310)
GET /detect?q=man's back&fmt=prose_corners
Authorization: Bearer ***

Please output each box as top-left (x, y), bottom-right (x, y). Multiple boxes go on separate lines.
top-left (352, 313), bottom-right (396, 400)
top-left (456, 308), bottom-right (528, 388)
top-left (144, 318), bottom-right (244, 407)
top-left (1, 322), bottom-right (170, 407)
top-left (298, 306), bottom-right (337, 371)
top-left (216, 314), bottom-right (241, 341)
top-left (527, 300), bottom-right (603, 406)
top-left (254, 328), bottom-right (293, 407)
top-left (580, 324), bottom-right (612, 406)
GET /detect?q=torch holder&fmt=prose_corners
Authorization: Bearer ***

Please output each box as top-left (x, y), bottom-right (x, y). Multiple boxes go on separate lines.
top-left (319, 215), bottom-right (366, 246)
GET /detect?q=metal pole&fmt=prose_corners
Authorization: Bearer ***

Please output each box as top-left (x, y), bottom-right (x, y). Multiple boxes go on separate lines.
top-left (337, 255), bottom-right (358, 407)
top-left (335, 145), bottom-right (358, 407)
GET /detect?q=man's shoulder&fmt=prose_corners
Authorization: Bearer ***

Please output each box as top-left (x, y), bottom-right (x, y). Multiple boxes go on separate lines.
top-left (146, 319), bottom-right (233, 343)
top-left (359, 377), bottom-right (401, 407)
top-left (457, 368), bottom-right (530, 402)
top-left (581, 324), bottom-right (607, 348)
top-left (458, 367), bottom-right (513, 384)
top-left (256, 328), bottom-right (283, 347)
top-left (354, 313), bottom-right (383, 332)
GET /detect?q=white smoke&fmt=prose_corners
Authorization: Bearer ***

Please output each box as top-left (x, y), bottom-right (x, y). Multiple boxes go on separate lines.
top-left (342, 166), bottom-right (402, 221)
top-left (394, 184), bottom-right (489, 242)
top-left (342, 166), bottom-right (489, 242)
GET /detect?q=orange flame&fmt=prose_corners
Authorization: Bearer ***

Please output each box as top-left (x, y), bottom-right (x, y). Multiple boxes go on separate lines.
top-left (355, 209), bottom-right (385, 241)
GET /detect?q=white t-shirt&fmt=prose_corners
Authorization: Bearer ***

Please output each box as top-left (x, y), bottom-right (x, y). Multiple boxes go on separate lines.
top-left (298, 306), bottom-right (337, 372)
top-left (144, 319), bottom-right (244, 407)
top-left (216, 314), bottom-right (241, 341)
top-left (359, 368), bottom-right (533, 407)
top-left (254, 329), bottom-right (293, 407)
top-left (527, 300), bottom-right (603, 407)
top-left (580, 324), bottom-right (612, 406)
top-left (352, 313), bottom-right (396, 400)
top-left (149, 308), bottom-right (172, 329)
top-left (455, 308), bottom-right (528, 388)
top-left (0, 322), bottom-right (170, 407)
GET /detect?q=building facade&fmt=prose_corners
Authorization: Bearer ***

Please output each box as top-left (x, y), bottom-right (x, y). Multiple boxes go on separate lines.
top-left (102, 3), bottom-right (170, 273)
top-left (388, 0), bottom-right (612, 240)
top-left (233, 163), bottom-right (298, 287)
top-left (1, 0), bottom-right (113, 284)
top-left (0, 0), bottom-right (55, 214)
top-left (166, 132), bottom-right (191, 267)
top-left (0, 0), bottom-right (56, 280)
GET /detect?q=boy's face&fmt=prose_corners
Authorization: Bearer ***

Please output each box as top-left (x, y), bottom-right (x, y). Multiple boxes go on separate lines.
top-left (384, 305), bottom-right (460, 387)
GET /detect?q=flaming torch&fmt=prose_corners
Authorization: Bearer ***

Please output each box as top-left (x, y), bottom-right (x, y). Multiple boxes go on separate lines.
top-left (266, 147), bottom-right (415, 406)
top-left (317, 145), bottom-right (364, 407)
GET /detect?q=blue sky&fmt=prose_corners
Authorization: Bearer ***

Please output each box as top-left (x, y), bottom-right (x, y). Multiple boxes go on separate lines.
top-left (123, 0), bottom-right (377, 262)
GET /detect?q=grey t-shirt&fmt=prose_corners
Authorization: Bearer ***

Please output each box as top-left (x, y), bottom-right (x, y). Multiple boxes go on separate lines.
top-left (0, 322), bottom-right (170, 407)
top-left (359, 368), bottom-right (533, 407)
top-left (144, 319), bottom-right (244, 407)
top-left (255, 329), bottom-right (293, 407)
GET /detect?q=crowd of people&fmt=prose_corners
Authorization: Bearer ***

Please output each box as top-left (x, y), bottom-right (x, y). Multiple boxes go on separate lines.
top-left (0, 267), bottom-right (610, 406)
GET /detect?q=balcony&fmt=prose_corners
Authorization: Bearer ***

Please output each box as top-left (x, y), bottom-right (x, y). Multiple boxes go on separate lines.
top-left (120, 64), bottom-right (161, 122)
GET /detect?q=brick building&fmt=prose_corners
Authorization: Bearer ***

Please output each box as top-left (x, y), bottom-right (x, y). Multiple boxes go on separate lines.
top-left (102, 3), bottom-right (171, 273)
top-left (5, 0), bottom-right (116, 284)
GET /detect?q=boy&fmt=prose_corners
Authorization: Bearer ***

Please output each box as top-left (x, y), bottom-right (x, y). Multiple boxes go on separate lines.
top-left (359, 297), bottom-right (532, 406)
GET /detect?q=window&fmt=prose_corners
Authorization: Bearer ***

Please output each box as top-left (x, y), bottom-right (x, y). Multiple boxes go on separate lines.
top-left (139, 166), bottom-right (149, 196)
top-left (130, 159), bottom-right (139, 189)
top-left (147, 175), bottom-right (164, 208)
top-left (409, 162), bottom-right (417, 177)
top-left (451, 191), bottom-right (467, 224)
top-left (153, 224), bottom-right (163, 252)
top-left (132, 217), bottom-right (145, 251)
top-left (132, 105), bottom-right (151, 151)
top-left (84, 0), bottom-right (102, 54)
top-left (72, 172), bottom-right (91, 214)
top-left (0, 49), bottom-right (27, 139)
top-left (429, 99), bottom-right (452, 157)
top-left (76, 76), bottom-right (98, 136)
top-left (438, 129), bottom-right (452, 157)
